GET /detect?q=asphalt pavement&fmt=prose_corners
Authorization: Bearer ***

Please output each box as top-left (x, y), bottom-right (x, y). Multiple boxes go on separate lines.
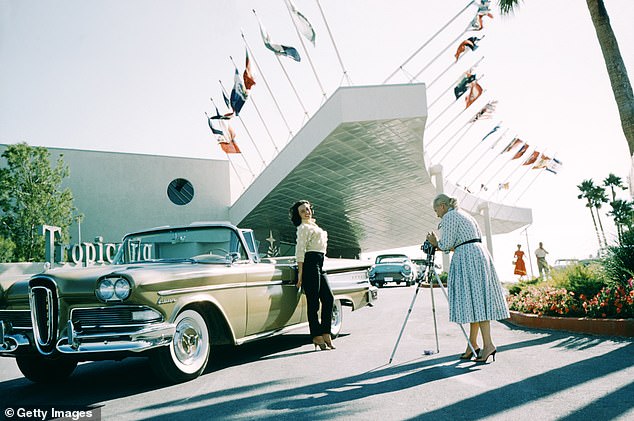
top-left (0, 285), bottom-right (633, 420)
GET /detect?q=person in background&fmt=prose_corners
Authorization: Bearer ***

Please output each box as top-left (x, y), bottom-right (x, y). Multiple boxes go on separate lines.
top-left (535, 242), bottom-right (550, 279)
top-left (513, 244), bottom-right (527, 280)
top-left (426, 193), bottom-right (509, 363)
top-left (289, 200), bottom-right (335, 351)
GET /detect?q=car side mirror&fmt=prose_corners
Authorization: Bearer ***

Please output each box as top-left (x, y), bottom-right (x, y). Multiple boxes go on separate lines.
top-left (226, 252), bottom-right (241, 265)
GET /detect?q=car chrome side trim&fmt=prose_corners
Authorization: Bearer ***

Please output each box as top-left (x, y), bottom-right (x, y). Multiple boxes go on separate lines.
top-left (158, 283), bottom-right (247, 296)
top-left (235, 322), bottom-right (309, 346)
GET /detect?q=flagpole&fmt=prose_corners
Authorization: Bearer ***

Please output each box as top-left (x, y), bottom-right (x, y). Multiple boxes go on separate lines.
top-left (204, 111), bottom-right (247, 190)
top-left (409, 30), bottom-right (468, 83)
top-left (229, 55), bottom-right (280, 154)
top-left (482, 148), bottom-right (535, 201)
top-left (210, 97), bottom-right (257, 179)
top-left (284, 0), bottom-right (327, 100)
top-left (432, 122), bottom-right (477, 164)
top-left (427, 55), bottom-right (484, 91)
top-left (453, 127), bottom-right (508, 184)
top-left (241, 31), bottom-right (294, 139)
top-left (426, 118), bottom-right (470, 150)
top-left (464, 132), bottom-right (517, 190)
top-left (426, 75), bottom-right (486, 128)
top-left (383, 0), bottom-right (476, 84)
top-left (512, 167), bottom-right (548, 206)
top-left (252, 9), bottom-right (309, 121)
top-left (444, 122), bottom-right (504, 179)
top-left (314, 0), bottom-right (353, 85)
top-left (219, 80), bottom-right (268, 170)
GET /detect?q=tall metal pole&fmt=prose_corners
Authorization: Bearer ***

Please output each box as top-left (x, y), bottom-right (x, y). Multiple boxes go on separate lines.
top-left (315, 0), bottom-right (353, 85)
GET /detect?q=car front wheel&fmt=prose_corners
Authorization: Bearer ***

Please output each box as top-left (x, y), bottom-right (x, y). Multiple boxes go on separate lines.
top-left (151, 309), bottom-right (211, 383)
top-left (330, 299), bottom-right (343, 339)
top-left (16, 354), bottom-right (77, 383)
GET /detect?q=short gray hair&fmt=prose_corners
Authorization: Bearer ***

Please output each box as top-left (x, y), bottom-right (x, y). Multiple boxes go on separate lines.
top-left (433, 193), bottom-right (458, 209)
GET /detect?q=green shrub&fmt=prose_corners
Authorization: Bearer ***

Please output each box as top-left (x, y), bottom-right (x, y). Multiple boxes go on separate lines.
top-left (602, 229), bottom-right (634, 288)
top-left (549, 263), bottom-right (606, 298)
top-left (507, 277), bottom-right (540, 296)
top-left (0, 236), bottom-right (15, 262)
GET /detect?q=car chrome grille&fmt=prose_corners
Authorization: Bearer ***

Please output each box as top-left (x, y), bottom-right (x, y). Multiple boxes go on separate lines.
top-left (29, 277), bottom-right (59, 354)
top-left (72, 306), bottom-right (162, 329)
top-left (0, 310), bottom-right (32, 329)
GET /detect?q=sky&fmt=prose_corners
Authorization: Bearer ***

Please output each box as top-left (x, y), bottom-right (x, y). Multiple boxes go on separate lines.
top-left (1, 0), bottom-right (634, 281)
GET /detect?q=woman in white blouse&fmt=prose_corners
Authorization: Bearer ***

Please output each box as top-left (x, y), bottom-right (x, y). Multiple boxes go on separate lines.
top-left (289, 200), bottom-right (335, 350)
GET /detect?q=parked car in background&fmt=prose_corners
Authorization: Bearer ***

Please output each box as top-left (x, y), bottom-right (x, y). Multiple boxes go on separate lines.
top-left (369, 254), bottom-right (417, 287)
top-left (0, 222), bottom-right (377, 384)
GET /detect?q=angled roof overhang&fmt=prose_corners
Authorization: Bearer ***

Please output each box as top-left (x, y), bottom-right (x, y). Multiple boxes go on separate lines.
top-left (230, 84), bottom-right (531, 254)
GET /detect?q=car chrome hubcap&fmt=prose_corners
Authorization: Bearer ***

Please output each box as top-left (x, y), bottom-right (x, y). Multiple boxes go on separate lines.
top-left (174, 318), bottom-right (202, 365)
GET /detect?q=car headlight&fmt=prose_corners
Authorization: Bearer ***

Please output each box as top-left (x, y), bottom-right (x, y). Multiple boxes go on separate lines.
top-left (402, 264), bottom-right (411, 274)
top-left (96, 277), bottom-right (131, 301)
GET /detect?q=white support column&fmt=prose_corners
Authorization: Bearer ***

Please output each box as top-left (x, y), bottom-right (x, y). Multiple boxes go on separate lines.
top-left (429, 165), bottom-right (450, 272)
top-left (477, 202), bottom-right (494, 258)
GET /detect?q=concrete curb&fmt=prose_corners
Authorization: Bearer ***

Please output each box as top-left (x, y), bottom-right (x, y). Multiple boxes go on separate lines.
top-left (508, 310), bottom-right (634, 337)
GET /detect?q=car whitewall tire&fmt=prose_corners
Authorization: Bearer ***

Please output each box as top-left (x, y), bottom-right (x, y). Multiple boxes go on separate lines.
top-left (330, 299), bottom-right (343, 338)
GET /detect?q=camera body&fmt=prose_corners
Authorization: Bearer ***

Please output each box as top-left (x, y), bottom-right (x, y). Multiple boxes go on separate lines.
top-left (421, 240), bottom-right (436, 256)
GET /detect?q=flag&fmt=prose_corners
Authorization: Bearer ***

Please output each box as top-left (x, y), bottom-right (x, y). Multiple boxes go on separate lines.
top-left (546, 158), bottom-right (562, 174)
top-left (532, 154), bottom-right (551, 169)
top-left (512, 143), bottom-right (529, 159)
top-left (222, 90), bottom-right (232, 110)
top-left (454, 36), bottom-right (482, 61)
top-left (465, 81), bottom-right (483, 108)
top-left (257, 15), bottom-right (301, 62)
top-left (498, 182), bottom-right (510, 190)
top-left (523, 151), bottom-right (540, 166)
top-left (230, 68), bottom-right (248, 116)
top-left (207, 106), bottom-right (241, 154)
top-left (454, 72), bottom-right (476, 100)
top-left (469, 2), bottom-right (493, 31)
top-left (481, 124), bottom-right (500, 141)
top-left (286, 0), bottom-right (316, 45)
top-left (501, 138), bottom-right (522, 154)
top-left (469, 100), bottom-right (497, 122)
top-left (243, 49), bottom-right (256, 91)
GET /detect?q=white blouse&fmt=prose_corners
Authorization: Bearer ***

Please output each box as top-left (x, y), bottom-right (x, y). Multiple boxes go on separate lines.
top-left (295, 220), bottom-right (328, 262)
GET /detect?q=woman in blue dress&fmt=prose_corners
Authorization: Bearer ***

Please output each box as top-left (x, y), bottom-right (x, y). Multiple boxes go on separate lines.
top-left (426, 193), bottom-right (509, 363)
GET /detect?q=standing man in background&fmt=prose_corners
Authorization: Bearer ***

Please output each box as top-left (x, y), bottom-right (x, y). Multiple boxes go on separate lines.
top-left (535, 242), bottom-right (550, 279)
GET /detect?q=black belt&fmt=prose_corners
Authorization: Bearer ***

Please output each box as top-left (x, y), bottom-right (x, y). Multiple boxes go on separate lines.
top-left (455, 238), bottom-right (481, 248)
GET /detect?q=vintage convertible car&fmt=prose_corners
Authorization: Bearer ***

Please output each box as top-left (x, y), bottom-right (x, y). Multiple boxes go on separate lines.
top-left (0, 222), bottom-right (376, 383)
top-left (369, 254), bottom-right (418, 287)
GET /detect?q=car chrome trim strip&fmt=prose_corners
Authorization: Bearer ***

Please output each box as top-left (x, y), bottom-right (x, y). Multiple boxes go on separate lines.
top-left (0, 332), bottom-right (30, 353)
top-left (235, 322), bottom-right (309, 346)
top-left (29, 286), bottom-right (54, 351)
top-left (158, 282), bottom-right (247, 296)
top-left (70, 305), bottom-right (164, 327)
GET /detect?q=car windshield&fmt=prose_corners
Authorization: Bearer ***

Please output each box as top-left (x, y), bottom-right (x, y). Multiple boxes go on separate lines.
top-left (376, 256), bottom-right (408, 264)
top-left (112, 226), bottom-right (248, 264)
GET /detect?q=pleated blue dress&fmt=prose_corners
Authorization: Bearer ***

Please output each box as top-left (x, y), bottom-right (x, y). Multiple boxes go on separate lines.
top-left (437, 208), bottom-right (510, 324)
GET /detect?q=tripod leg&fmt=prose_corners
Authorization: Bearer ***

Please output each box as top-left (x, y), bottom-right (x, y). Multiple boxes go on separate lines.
top-left (432, 269), bottom-right (478, 357)
top-left (388, 280), bottom-right (423, 364)
top-left (429, 275), bottom-right (440, 353)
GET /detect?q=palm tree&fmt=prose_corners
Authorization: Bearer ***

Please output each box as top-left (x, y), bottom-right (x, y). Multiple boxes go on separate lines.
top-left (603, 173), bottom-right (626, 201)
top-left (608, 198), bottom-right (633, 242)
top-left (577, 179), bottom-right (604, 249)
top-left (499, 1), bottom-right (634, 157)
top-left (590, 184), bottom-right (609, 246)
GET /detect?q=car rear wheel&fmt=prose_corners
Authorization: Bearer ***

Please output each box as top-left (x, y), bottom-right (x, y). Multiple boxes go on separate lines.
top-left (16, 354), bottom-right (77, 383)
top-left (330, 299), bottom-right (343, 339)
top-left (151, 309), bottom-right (211, 383)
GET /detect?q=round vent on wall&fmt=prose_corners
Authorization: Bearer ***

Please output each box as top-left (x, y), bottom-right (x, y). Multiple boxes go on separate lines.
top-left (167, 178), bottom-right (194, 206)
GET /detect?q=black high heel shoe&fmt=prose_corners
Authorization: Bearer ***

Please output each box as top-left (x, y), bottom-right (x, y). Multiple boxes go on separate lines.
top-left (312, 337), bottom-right (328, 351)
top-left (323, 334), bottom-right (336, 350)
top-left (459, 347), bottom-right (480, 360)
top-left (475, 348), bottom-right (497, 363)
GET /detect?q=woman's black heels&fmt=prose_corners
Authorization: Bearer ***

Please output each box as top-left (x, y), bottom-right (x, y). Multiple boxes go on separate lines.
top-left (459, 347), bottom-right (480, 360)
top-left (323, 334), bottom-right (336, 350)
top-left (475, 348), bottom-right (497, 363)
top-left (312, 337), bottom-right (328, 351)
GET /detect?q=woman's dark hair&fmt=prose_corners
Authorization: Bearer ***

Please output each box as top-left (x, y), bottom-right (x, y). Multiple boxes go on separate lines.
top-left (289, 200), bottom-right (312, 227)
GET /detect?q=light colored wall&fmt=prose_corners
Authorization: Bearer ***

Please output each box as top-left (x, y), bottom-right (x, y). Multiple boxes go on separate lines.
top-left (0, 145), bottom-right (231, 244)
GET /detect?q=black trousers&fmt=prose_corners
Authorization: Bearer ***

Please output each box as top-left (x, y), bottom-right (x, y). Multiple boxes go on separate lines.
top-left (302, 251), bottom-right (334, 337)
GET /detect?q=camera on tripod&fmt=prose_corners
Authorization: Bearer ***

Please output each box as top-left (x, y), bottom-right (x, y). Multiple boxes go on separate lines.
top-left (421, 240), bottom-right (436, 256)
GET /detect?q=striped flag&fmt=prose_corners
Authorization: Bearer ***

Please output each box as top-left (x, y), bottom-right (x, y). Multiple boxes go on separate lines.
top-left (257, 14), bottom-right (301, 62)
top-left (465, 81), bottom-right (483, 108)
top-left (523, 151), bottom-right (540, 166)
top-left (230, 68), bottom-right (248, 116)
top-left (501, 138), bottom-right (522, 154)
top-left (455, 36), bottom-right (482, 61)
top-left (243, 49), bottom-right (256, 91)
top-left (512, 144), bottom-right (529, 160)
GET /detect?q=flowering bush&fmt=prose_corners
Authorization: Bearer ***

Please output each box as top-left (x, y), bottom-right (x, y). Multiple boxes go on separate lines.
top-left (507, 278), bottom-right (634, 319)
